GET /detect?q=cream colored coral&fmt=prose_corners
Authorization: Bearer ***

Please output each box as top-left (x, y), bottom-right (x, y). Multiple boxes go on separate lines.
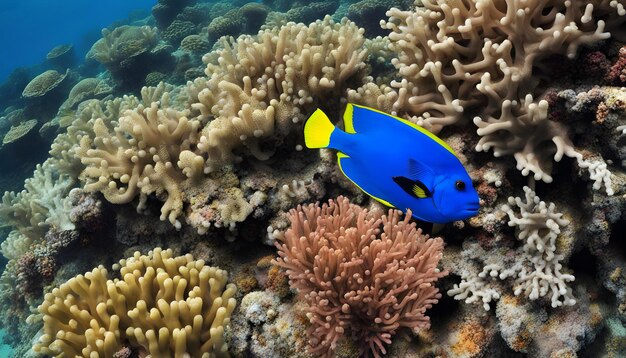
top-left (0, 160), bottom-right (74, 243)
top-left (87, 25), bottom-right (158, 65)
top-left (2, 119), bottom-right (37, 145)
top-left (22, 69), bottom-right (68, 98)
top-left (0, 231), bottom-right (33, 261)
top-left (189, 16), bottom-right (368, 172)
top-left (77, 101), bottom-right (201, 228)
top-left (33, 247), bottom-right (237, 358)
top-left (60, 78), bottom-right (112, 110)
top-left (383, 0), bottom-right (622, 189)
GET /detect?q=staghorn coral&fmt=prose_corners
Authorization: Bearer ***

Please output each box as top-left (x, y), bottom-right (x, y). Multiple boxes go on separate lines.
top-left (190, 16), bottom-right (368, 172)
top-left (48, 95), bottom-right (140, 178)
top-left (21, 69), bottom-right (68, 98)
top-left (382, 0), bottom-right (623, 189)
top-left (274, 196), bottom-right (446, 358)
top-left (32, 247), bottom-right (237, 357)
top-left (76, 99), bottom-right (201, 228)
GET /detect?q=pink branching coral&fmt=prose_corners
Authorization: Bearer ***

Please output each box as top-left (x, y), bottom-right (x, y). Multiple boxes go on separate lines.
top-left (274, 196), bottom-right (447, 357)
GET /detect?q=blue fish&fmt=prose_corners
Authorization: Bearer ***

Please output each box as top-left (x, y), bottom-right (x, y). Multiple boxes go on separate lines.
top-left (304, 104), bottom-right (480, 223)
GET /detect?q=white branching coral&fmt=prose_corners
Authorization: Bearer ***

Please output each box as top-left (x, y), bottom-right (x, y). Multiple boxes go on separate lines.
top-left (383, 0), bottom-right (622, 190)
top-left (449, 186), bottom-right (576, 309)
top-left (188, 16), bottom-right (368, 172)
top-left (0, 160), bottom-right (74, 244)
top-left (500, 186), bottom-right (575, 307)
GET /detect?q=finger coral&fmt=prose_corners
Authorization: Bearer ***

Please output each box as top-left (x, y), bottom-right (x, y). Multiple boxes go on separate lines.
top-left (383, 0), bottom-right (623, 190)
top-left (189, 16), bottom-right (368, 172)
top-left (33, 247), bottom-right (237, 358)
top-left (274, 196), bottom-right (446, 357)
top-left (76, 100), bottom-right (201, 228)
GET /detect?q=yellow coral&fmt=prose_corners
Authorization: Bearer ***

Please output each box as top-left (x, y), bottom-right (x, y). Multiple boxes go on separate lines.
top-left (33, 247), bottom-right (237, 358)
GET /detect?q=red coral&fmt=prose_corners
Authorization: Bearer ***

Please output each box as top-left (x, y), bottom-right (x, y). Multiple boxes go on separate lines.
top-left (605, 46), bottom-right (626, 84)
top-left (274, 196), bottom-right (447, 357)
top-left (580, 51), bottom-right (611, 78)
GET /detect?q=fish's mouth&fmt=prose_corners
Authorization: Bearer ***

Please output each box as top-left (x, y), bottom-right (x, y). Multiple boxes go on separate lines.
top-left (464, 204), bottom-right (480, 214)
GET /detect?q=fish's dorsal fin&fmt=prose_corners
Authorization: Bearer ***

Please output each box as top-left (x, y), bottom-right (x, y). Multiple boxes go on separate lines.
top-left (304, 109), bottom-right (335, 148)
top-left (350, 103), bottom-right (457, 156)
top-left (393, 176), bottom-right (432, 199)
top-left (343, 103), bottom-right (356, 134)
top-left (337, 152), bottom-right (395, 208)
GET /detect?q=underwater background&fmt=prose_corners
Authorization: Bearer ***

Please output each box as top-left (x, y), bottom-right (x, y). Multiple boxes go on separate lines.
top-left (0, 0), bottom-right (624, 357)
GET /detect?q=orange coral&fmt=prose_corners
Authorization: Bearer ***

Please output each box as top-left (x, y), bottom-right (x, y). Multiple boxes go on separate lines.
top-left (451, 321), bottom-right (488, 357)
top-left (274, 196), bottom-right (447, 357)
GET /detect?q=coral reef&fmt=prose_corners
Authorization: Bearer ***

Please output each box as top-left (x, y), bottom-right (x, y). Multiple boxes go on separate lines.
top-left (191, 16), bottom-right (368, 172)
top-left (382, 0), bottom-right (623, 188)
top-left (33, 247), bottom-right (237, 357)
top-left (21, 69), bottom-right (68, 99)
top-left (274, 197), bottom-right (446, 357)
top-left (2, 119), bottom-right (37, 146)
top-left (0, 0), bottom-right (624, 356)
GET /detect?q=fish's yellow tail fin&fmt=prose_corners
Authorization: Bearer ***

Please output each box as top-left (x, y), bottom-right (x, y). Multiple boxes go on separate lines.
top-left (304, 108), bottom-right (335, 148)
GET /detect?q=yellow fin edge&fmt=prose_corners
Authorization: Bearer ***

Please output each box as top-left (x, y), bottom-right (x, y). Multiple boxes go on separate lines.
top-left (337, 152), bottom-right (395, 208)
top-left (343, 103), bottom-right (356, 134)
top-left (351, 103), bottom-right (457, 156)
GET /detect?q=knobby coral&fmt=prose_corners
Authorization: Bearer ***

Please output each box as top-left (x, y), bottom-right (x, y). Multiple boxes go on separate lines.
top-left (274, 196), bottom-right (447, 357)
top-left (189, 16), bottom-right (368, 172)
top-left (32, 247), bottom-right (237, 357)
top-left (76, 98), bottom-right (201, 228)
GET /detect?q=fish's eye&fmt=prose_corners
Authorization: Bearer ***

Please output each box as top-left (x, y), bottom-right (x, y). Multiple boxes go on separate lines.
top-left (455, 180), bottom-right (465, 191)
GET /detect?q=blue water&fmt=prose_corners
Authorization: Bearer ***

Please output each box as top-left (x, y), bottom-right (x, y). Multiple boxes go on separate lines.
top-left (0, 0), bottom-right (156, 82)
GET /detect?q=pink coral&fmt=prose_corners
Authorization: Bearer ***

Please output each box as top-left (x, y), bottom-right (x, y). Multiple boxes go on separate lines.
top-left (605, 46), bottom-right (626, 84)
top-left (274, 196), bottom-right (447, 357)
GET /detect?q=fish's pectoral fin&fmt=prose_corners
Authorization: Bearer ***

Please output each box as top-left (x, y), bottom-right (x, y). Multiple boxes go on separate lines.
top-left (338, 154), bottom-right (395, 208)
top-left (304, 108), bottom-right (335, 149)
top-left (393, 176), bottom-right (432, 199)
top-left (407, 158), bottom-right (436, 189)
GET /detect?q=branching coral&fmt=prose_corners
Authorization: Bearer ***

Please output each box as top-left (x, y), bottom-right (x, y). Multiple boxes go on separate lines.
top-left (77, 99), bottom-right (201, 228)
top-left (32, 247), bottom-right (237, 357)
top-left (0, 160), bottom-right (74, 246)
top-left (274, 196), bottom-right (446, 357)
top-left (383, 0), bottom-right (622, 190)
top-left (449, 186), bottom-right (576, 309)
top-left (189, 16), bottom-right (368, 172)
